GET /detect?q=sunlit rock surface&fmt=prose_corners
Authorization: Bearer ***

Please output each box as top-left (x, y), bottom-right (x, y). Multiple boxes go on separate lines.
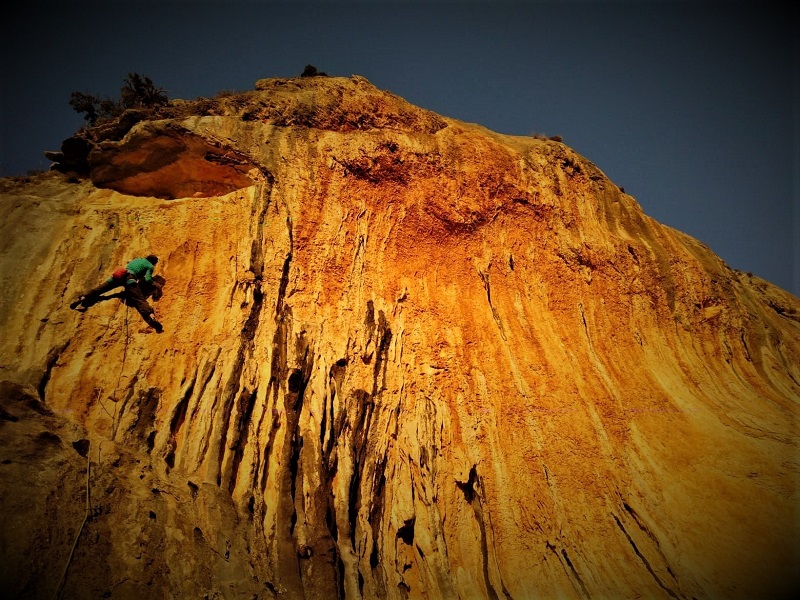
top-left (1, 75), bottom-right (798, 599)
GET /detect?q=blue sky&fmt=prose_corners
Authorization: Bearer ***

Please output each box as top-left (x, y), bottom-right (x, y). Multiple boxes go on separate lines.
top-left (2, 1), bottom-right (798, 295)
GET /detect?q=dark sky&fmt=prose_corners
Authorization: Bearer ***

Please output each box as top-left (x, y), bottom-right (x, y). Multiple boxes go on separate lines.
top-left (2, 1), bottom-right (798, 295)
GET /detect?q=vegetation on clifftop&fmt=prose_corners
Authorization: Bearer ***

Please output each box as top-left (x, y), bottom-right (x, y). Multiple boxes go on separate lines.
top-left (69, 73), bottom-right (170, 126)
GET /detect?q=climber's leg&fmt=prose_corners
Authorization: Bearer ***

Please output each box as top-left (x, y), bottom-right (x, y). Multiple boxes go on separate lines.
top-left (125, 283), bottom-right (163, 332)
top-left (71, 278), bottom-right (119, 309)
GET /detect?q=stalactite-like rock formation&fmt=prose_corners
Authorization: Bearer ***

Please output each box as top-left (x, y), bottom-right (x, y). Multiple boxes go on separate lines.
top-left (1, 75), bottom-right (798, 599)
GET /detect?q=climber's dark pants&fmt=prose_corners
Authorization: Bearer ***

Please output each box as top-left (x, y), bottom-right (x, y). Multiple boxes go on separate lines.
top-left (82, 279), bottom-right (158, 324)
top-left (83, 278), bottom-right (124, 300)
top-left (123, 283), bottom-right (156, 321)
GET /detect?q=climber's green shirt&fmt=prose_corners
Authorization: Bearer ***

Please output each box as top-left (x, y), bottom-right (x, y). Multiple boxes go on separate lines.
top-left (125, 257), bottom-right (155, 284)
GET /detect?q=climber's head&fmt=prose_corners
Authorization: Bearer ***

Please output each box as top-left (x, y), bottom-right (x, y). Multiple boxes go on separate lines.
top-left (146, 254), bottom-right (159, 265)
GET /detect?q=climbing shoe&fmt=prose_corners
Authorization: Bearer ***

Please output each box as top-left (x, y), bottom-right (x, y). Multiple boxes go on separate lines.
top-left (151, 320), bottom-right (164, 333)
top-left (69, 297), bottom-right (85, 310)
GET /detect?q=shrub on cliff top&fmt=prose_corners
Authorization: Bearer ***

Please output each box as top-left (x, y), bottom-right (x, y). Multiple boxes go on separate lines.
top-left (119, 73), bottom-right (169, 109)
top-left (70, 73), bottom-right (169, 125)
top-left (300, 64), bottom-right (329, 77)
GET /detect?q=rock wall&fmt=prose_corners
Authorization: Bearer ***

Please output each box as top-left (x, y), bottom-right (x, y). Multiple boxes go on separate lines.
top-left (1, 75), bottom-right (798, 599)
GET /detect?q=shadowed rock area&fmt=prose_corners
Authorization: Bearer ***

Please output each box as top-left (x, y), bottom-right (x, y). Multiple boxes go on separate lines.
top-left (1, 74), bottom-right (798, 599)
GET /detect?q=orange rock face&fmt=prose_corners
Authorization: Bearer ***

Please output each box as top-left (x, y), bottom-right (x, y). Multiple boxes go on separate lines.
top-left (1, 75), bottom-right (798, 599)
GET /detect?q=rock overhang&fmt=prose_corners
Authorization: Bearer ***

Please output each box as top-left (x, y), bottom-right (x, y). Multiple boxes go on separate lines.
top-left (88, 121), bottom-right (257, 200)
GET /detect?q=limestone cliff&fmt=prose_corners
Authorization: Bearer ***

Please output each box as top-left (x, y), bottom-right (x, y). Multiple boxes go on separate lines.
top-left (1, 75), bottom-right (798, 600)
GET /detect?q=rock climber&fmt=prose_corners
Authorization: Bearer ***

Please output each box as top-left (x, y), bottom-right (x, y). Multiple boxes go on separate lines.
top-left (70, 254), bottom-right (164, 333)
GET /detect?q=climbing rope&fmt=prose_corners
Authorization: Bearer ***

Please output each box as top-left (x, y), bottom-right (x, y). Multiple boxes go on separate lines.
top-left (52, 444), bottom-right (91, 600)
top-left (53, 301), bottom-right (132, 598)
top-left (111, 303), bottom-right (132, 432)
top-left (95, 302), bottom-right (131, 432)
